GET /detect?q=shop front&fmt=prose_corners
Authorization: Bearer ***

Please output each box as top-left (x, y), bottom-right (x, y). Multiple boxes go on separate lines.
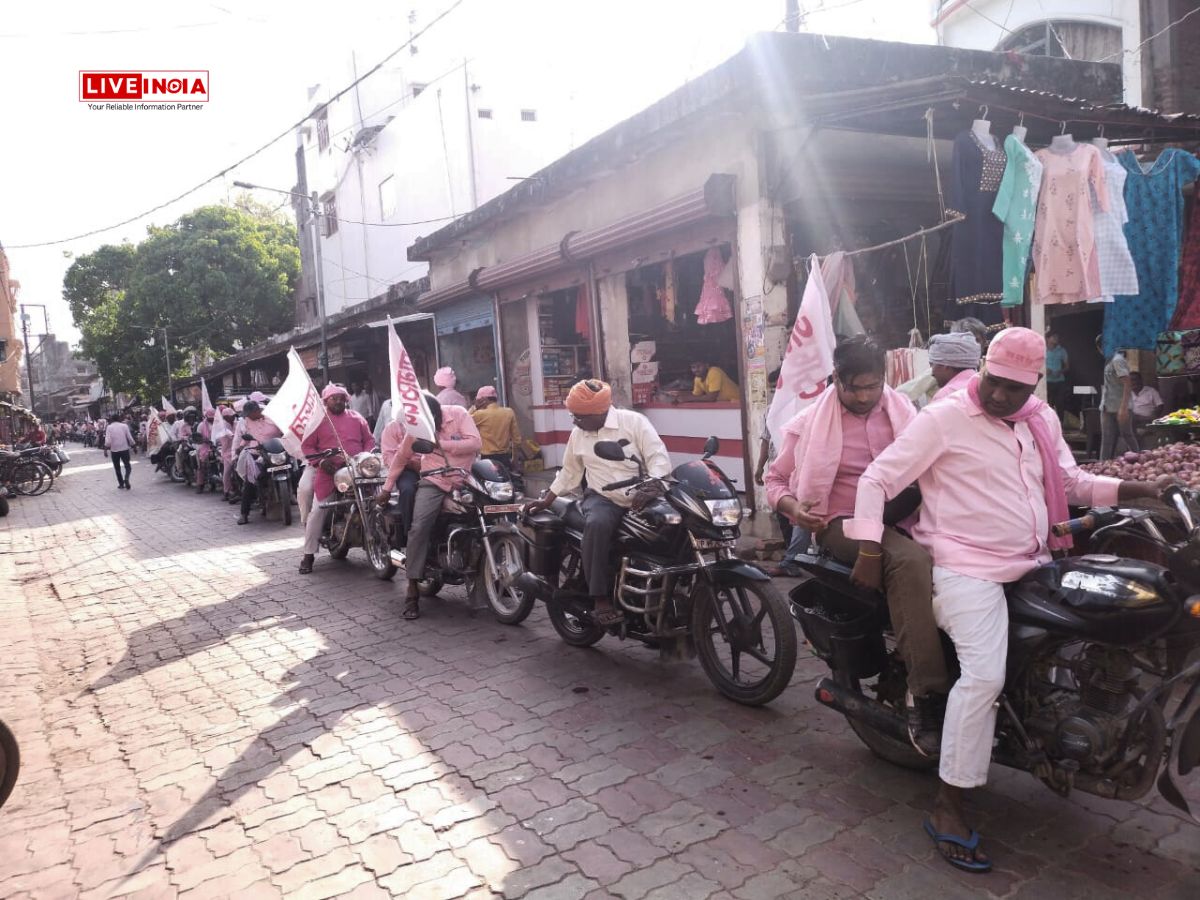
top-left (434, 296), bottom-right (500, 402)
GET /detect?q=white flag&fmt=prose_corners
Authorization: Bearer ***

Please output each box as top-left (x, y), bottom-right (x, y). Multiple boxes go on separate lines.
top-left (766, 254), bottom-right (837, 450)
top-left (147, 407), bottom-right (171, 449)
top-left (162, 396), bottom-right (177, 414)
top-left (264, 348), bottom-right (326, 457)
top-left (387, 316), bottom-right (437, 442)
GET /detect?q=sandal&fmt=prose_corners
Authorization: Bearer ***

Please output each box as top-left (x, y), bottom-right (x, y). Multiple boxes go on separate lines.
top-left (923, 820), bottom-right (992, 873)
top-left (403, 597), bottom-right (420, 619)
top-left (591, 605), bottom-right (624, 627)
top-left (298, 554), bottom-right (314, 575)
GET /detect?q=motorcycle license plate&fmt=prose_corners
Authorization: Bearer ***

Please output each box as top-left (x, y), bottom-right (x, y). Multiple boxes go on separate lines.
top-left (483, 503), bottom-right (523, 514)
top-left (267, 464), bottom-right (290, 473)
top-left (694, 538), bottom-right (736, 550)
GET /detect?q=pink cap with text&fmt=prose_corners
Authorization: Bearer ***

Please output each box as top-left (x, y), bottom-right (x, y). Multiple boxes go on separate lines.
top-left (985, 327), bottom-right (1045, 386)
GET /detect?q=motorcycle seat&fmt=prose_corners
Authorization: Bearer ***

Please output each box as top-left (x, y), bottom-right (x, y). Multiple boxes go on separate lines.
top-left (550, 497), bottom-right (586, 531)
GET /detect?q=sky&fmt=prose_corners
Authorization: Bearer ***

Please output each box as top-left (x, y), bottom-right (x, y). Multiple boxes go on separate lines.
top-left (0, 0), bottom-right (934, 347)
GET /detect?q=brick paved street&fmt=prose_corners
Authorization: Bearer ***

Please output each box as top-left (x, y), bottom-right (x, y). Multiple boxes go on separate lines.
top-left (0, 447), bottom-right (1197, 899)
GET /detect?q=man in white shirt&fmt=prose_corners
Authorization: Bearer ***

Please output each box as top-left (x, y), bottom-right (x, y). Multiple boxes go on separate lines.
top-left (523, 380), bottom-right (671, 625)
top-left (1129, 372), bottom-right (1164, 427)
top-left (349, 382), bottom-right (374, 420)
top-left (104, 412), bottom-right (136, 489)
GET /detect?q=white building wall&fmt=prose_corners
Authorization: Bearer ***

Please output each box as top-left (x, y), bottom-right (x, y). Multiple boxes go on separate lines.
top-left (297, 51), bottom-right (572, 317)
top-left (934, 0), bottom-right (1143, 106)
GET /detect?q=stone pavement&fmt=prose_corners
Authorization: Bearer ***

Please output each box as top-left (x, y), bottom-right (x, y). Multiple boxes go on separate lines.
top-left (0, 447), bottom-right (1196, 899)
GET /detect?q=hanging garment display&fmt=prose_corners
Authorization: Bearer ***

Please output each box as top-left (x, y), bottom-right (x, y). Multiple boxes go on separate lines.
top-left (1032, 142), bottom-right (1108, 305)
top-left (1091, 147), bottom-right (1139, 303)
top-left (949, 131), bottom-right (1005, 325)
top-left (1103, 148), bottom-right (1200, 357)
top-left (1172, 184), bottom-right (1200, 330)
top-left (694, 247), bottom-right (733, 324)
top-left (991, 134), bottom-right (1043, 307)
top-left (658, 259), bottom-right (676, 323)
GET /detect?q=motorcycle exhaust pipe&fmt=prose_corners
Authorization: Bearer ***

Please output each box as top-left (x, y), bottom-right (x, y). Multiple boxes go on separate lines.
top-left (815, 677), bottom-right (910, 744)
top-left (514, 572), bottom-right (554, 603)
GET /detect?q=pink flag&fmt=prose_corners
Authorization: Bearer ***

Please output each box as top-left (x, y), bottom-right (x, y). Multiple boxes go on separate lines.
top-left (766, 254), bottom-right (837, 449)
top-left (264, 348), bottom-right (326, 457)
top-left (387, 316), bottom-right (437, 442)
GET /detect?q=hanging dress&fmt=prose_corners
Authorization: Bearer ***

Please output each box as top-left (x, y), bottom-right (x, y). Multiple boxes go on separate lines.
top-left (949, 130), bottom-right (1006, 326)
top-left (1172, 186), bottom-right (1200, 330)
top-left (1103, 149), bottom-right (1200, 357)
top-left (1032, 142), bottom-right (1108, 305)
top-left (694, 247), bottom-right (733, 324)
top-left (991, 134), bottom-right (1042, 307)
top-left (1090, 147), bottom-right (1139, 303)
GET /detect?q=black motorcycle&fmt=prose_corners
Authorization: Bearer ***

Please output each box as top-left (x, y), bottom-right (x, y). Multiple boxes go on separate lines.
top-left (391, 442), bottom-right (535, 625)
top-left (236, 438), bottom-right (296, 525)
top-left (0, 717), bottom-right (17, 810)
top-left (517, 436), bottom-right (797, 707)
top-left (151, 440), bottom-right (180, 481)
top-left (175, 438), bottom-right (197, 486)
top-left (790, 486), bottom-right (1200, 818)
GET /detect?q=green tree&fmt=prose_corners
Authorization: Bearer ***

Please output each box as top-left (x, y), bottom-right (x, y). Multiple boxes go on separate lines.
top-left (64, 203), bottom-right (300, 398)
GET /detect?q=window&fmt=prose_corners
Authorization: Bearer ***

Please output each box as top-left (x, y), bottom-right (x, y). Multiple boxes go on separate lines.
top-left (520, 109), bottom-right (537, 122)
top-left (410, 82), bottom-right (427, 98)
top-left (320, 192), bottom-right (338, 236)
top-left (477, 108), bottom-right (492, 120)
top-left (997, 20), bottom-right (1121, 62)
top-left (316, 107), bottom-right (330, 152)
top-left (378, 175), bottom-right (396, 220)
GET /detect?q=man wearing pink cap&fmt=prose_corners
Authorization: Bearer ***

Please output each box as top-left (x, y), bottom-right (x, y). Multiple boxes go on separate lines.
top-left (845, 327), bottom-right (1166, 872)
top-left (298, 384), bottom-right (375, 574)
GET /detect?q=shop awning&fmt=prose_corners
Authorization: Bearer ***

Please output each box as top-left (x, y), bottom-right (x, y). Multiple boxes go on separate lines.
top-left (416, 174), bottom-right (736, 311)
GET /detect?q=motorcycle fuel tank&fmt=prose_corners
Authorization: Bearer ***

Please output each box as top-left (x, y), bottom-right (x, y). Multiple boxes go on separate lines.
top-left (1009, 555), bottom-right (1180, 646)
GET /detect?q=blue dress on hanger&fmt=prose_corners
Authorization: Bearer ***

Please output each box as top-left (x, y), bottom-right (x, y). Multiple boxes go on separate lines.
top-left (1102, 148), bottom-right (1200, 357)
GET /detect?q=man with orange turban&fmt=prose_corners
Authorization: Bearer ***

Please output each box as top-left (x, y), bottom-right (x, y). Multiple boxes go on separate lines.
top-left (523, 379), bottom-right (671, 625)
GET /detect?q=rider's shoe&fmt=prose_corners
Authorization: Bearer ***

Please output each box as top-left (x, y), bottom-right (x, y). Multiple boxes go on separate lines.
top-left (906, 691), bottom-right (945, 758)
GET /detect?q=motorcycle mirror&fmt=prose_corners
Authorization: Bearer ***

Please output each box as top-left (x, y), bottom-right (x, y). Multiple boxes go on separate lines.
top-left (701, 436), bottom-right (719, 459)
top-left (593, 441), bottom-right (627, 462)
top-left (411, 438), bottom-right (436, 455)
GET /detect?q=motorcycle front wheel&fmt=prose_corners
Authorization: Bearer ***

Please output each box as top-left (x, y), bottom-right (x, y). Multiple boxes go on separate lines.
top-left (472, 532), bottom-right (534, 625)
top-left (364, 505), bottom-right (397, 581)
top-left (277, 480), bottom-right (293, 527)
top-left (691, 577), bottom-right (797, 707)
top-left (0, 718), bottom-right (19, 810)
top-left (167, 455), bottom-right (184, 483)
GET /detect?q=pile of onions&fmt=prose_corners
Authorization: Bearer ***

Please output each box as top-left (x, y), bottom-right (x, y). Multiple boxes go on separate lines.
top-left (1082, 442), bottom-right (1200, 487)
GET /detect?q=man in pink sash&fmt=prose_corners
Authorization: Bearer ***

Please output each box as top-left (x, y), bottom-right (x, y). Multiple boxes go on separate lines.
top-left (767, 336), bottom-right (947, 757)
top-left (845, 327), bottom-right (1164, 872)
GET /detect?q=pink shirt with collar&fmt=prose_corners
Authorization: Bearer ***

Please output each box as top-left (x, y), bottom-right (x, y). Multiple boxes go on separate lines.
top-left (844, 391), bottom-right (1121, 583)
top-left (383, 405), bottom-right (481, 493)
top-left (931, 368), bottom-right (976, 403)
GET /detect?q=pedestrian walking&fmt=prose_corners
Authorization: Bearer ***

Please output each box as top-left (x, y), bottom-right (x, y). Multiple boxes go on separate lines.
top-left (105, 413), bottom-right (136, 489)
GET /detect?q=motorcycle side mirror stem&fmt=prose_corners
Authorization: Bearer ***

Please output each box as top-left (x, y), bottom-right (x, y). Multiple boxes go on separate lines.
top-left (411, 438), bottom-right (436, 455)
top-left (701, 436), bottom-right (719, 459)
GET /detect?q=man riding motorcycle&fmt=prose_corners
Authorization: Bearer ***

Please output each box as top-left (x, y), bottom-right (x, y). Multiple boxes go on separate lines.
top-left (298, 384), bottom-right (375, 574)
top-left (381, 394), bottom-right (480, 620)
top-left (767, 335), bottom-right (948, 757)
top-left (844, 328), bottom-right (1167, 873)
top-left (233, 401), bottom-right (284, 525)
top-left (522, 379), bottom-right (671, 627)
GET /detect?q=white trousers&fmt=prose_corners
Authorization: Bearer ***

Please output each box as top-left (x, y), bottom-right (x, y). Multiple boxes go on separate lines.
top-left (303, 503), bottom-right (327, 555)
top-left (932, 566), bottom-right (1008, 789)
top-left (297, 465), bottom-right (315, 526)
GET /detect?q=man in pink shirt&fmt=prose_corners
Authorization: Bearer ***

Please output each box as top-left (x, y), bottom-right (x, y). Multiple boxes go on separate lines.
top-left (845, 327), bottom-right (1165, 872)
top-left (234, 401), bottom-right (284, 525)
top-left (371, 411), bottom-right (422, 565)
top-left (767, 336), bottom-right (947, 756)
top-left (299, 384), bottom-right (375, 574)
top-left (379, 394), bottom-right (481, 619)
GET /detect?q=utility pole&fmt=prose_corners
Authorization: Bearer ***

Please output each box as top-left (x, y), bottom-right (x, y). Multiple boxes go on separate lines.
top-left (310, 191), bottom-right (330, 382)
top-left (464, 59), bottom-right (479, 210)
top-left (20, 305), bottom-right (34, 412)
top-left (785, 0), bottom-right (801, 33)
top-left (162, 327), bottom-right (173, 402)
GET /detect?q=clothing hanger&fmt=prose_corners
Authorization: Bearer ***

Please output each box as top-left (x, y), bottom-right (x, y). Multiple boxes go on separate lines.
top-left (971, 105), bottom-right (995, 149)
top-left (1012, 111), bottom-right (1027, 143)
top-left (1093, 124), bottom-right (1109, 152)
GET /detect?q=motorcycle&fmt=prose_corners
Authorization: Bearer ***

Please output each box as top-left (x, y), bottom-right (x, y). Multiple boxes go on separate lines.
top-left (0, 717), bottom-right (17, 810)
top-left (0, 450), bottom-right (51, 497)
top-left (237, 438), bottom-right (296, 525)
top-left (789, 486), bottom-right (1200, 818)
top-left (151, 441), bottom-right (180, 481)
top-left (392, 441), bottom-right (535, 625)
top-left (313, 447), bottom-right (387, 563)
top-left (175, 438), bottom-right (197, 486)
top-left (516, 436), bottom-right (797, 707)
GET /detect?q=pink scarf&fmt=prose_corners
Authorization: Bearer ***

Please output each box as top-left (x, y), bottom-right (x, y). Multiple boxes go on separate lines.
top-left (785, 384), bottom-right (916, 524)
top-left (965, 375), bottom-right (1071, 551)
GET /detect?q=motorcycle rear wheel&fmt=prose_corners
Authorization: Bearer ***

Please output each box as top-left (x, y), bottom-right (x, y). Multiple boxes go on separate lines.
top-left (548, 604), bottom-right (605, 647)
top-left (0, 718), bottom-right (19, 810)
top-left (692, 577), bottom-right (797, 707)
top-left (167, 456), bottom-right (184, 483)
top-left (845, 701), bottom-right (937, 772)
top-left (473, 533), bottom-right (534, 625)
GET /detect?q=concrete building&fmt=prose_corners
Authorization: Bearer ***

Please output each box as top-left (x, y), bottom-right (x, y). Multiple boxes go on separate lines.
top-left (933, 0), bottom-right (1200, 111)
top-left (0, 246), bottom-right (24, 404)
top-left (27, 336), bottom-right (99, 420)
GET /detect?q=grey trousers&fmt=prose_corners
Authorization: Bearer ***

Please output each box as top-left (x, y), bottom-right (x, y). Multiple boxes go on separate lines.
top-left (406, 481), bottom-right (448, 579)
top-left (581, 492), bottom-right (625, 599)
top-left (1100, 411), bottom-right (1139, 461)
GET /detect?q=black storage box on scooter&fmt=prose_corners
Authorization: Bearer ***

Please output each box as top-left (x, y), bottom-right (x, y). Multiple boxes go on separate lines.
top-left (519, 511), bottom-right (566, 576)
top-left (789, 558), bottom-right (887, 680)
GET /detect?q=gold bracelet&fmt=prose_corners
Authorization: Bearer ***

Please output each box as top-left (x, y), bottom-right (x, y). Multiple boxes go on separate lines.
top-left (858, 550), bottom-right (882, 558)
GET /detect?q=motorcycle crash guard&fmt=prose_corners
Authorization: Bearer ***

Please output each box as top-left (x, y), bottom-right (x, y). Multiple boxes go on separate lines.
top-left (1158, 665), bottom-right (1200, 821)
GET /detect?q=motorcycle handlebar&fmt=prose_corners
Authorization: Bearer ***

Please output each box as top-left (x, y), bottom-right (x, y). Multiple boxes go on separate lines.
top-left (602, 476), bottom-right (640, 491)
top-left (1052, 514), bottom-right (1096, 538)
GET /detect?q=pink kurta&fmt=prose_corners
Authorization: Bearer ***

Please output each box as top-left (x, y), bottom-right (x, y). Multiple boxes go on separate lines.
top-left (845, 390), bottom-right (1120, 582)
top-left (301, 410), bottom-right (375, 501)
top-left (1032, 143), bottom-right (1109, 305)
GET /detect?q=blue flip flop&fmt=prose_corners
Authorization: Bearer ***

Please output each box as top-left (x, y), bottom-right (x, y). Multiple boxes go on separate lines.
top-left (923, 819), bottom-right (992, 873)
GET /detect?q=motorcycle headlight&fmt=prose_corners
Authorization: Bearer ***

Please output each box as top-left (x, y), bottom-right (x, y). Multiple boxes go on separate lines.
top-left (486, 481), bottom-right (514, 501)
top-left (357, 455), bottom-right (382, 478)
top-left (334, 466), bottom-right (354, 493)
top-left (705, 499), bottom-right (742, 526)
top-left (269, 452), bottom-right (288, 465)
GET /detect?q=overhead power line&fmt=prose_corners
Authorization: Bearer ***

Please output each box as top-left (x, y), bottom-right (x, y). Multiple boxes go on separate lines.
top-left (6, 0), bottom-right (467, 250)
top-left (1099, 5), bottom-right (1200, 64)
